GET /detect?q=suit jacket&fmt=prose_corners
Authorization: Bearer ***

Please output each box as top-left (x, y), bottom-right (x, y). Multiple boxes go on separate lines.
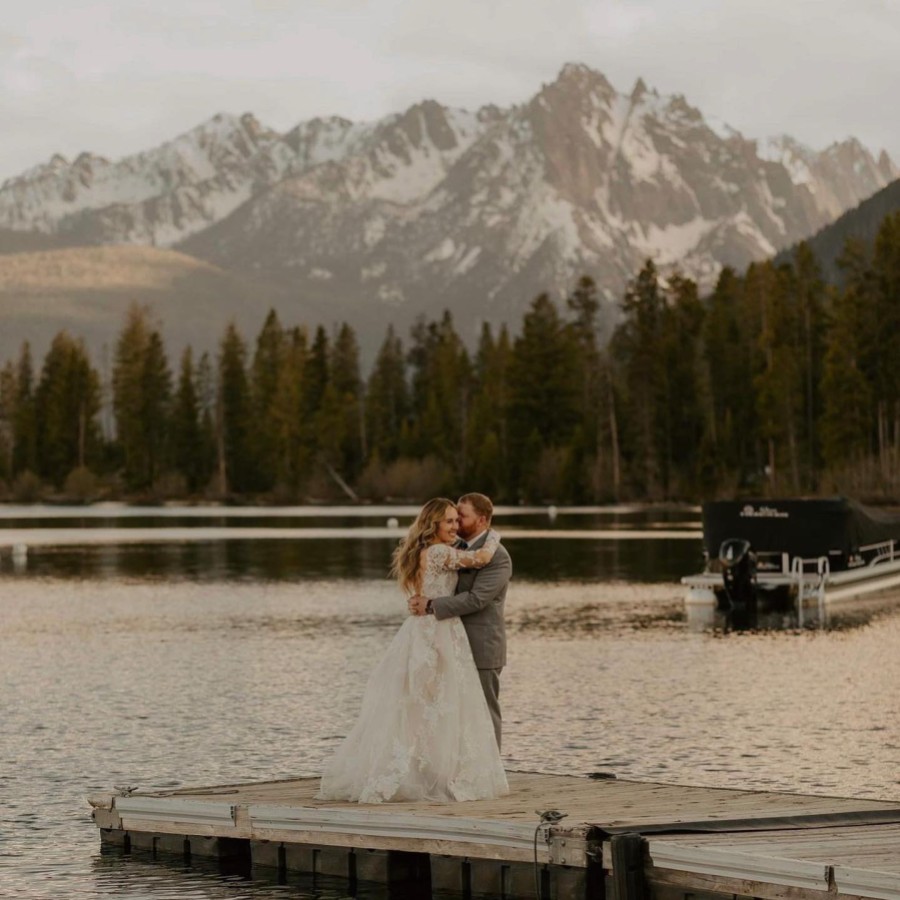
top-left (430, 531), bottom-right (512, 669)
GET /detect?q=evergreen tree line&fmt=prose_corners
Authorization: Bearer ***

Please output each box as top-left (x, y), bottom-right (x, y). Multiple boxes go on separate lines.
top-left (3, 211), bottom-right (900, 504)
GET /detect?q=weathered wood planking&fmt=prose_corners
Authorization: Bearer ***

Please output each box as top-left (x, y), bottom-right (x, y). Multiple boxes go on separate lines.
top-left (647, 822), bottom-right (900, 861)
top-left (89, 773), bottom-right (900, 899)
top-left (647, 824), bottom-right (900, 899)
top-left (119, 772), bottom-right (900, 828)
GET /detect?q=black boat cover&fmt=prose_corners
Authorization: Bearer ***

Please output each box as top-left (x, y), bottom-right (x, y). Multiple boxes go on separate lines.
top-left (702, 497), bottom-right (900, 571)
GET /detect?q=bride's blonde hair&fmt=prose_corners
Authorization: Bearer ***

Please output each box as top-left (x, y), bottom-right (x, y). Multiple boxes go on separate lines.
top-left (390, 497), bottom-right (455, 595)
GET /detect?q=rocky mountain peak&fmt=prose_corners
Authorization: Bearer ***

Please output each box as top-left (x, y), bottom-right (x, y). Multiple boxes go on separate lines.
top-left (878, 149), bottom-right (898, 179)
top-left (7, 153), bottom-right (71, 186)
top-left (663, 93), bottom-right (704, 124)
top-left (541, 62), bottom-right (617, 107)
top-left (629, 77), bottom-right (649, 102)
top-left (0, 61), bottom-right (896, 349)
top-left (387, 99), bottom-right (460, 152)
top-left (476, 104), bottom-right (506, 125)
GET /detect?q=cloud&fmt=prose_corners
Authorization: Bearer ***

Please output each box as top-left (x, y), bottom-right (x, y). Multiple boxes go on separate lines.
top-left (1, 0), bottom-right (898, 183)
top-left (575, 0), bottom-right (900, 152)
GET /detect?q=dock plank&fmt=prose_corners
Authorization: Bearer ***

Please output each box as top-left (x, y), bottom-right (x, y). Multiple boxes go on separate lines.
top-left (91, 773), bottom-right (900, 898)
top-left (647, 822), bottom-right (900, 898)
top-left (140, 773), bottom-right (900, 830)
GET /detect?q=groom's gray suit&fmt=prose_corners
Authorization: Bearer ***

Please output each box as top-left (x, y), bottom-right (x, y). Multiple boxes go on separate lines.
top-left (430, 531), bottom-right (512, 749)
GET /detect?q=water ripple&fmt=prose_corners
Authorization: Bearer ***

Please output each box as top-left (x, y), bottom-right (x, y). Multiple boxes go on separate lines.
top-left (2, 567), bottom-right (899, 897)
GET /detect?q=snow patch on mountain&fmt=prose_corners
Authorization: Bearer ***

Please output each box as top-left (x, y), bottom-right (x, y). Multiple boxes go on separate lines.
top-left (638, 217), bottom-right (716, 265)
top-left (426, 237), bottom-right (457, 262)
top-left (0, 62), bottom-right (896, 339)
top-left (759, 135), bottom-right (815, 186)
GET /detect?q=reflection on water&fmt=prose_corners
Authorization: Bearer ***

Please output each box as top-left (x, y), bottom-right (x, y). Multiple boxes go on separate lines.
top-left (0, 504), bottom-right (703, 584)
top-left (1, 534), bottom-right (703, 584)
top-left (91, 848), bottom-right (378, 900)
top-left (10, 533), bottom-right (700, 582)
top-left (2, 507), bottom-right (899, 899)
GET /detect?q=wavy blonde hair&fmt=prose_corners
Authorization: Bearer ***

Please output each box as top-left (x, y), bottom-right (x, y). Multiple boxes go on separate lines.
top-left (390, 498), bottom-right (456, 595)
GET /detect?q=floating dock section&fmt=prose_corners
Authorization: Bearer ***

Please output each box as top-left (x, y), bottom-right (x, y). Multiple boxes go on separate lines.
top-left (88, 772), bottom-right (900, 900)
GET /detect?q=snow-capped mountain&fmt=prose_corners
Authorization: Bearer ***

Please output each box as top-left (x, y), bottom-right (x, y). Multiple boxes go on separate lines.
top-left (183, 63), bottom-right (898, 337)
top-left (1, 62), bottom-right (896, 346)
top-left (0, 102), bottom-right (487, 247)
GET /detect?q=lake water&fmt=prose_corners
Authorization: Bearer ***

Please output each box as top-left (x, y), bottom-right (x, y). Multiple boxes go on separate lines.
top-left (2, 505), bottom-right (899, 899)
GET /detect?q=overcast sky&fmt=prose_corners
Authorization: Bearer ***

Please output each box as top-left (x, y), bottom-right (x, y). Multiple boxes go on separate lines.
top-left (2, 0), bottom-right (899, 183)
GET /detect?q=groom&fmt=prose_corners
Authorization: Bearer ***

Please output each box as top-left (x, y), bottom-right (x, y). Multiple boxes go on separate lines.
top-left (409, 492), bottom-right (512, 749)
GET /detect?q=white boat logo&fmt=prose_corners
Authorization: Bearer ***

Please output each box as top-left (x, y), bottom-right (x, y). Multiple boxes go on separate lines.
top-left (739, 504), bottom-right (789, 518)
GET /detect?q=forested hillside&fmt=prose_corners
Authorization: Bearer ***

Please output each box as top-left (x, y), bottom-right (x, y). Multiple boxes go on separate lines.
top-left (776, 178), bottom-right (900, 283)
top-left (3, 211), bottom-right (900, 504)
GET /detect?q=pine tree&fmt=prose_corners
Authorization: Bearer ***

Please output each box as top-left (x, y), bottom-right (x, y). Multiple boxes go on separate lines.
top-left (566, 276), bottom-right (603, 500)
top-left (218, 322), bottom-right (255, 494)
top-left (658, 273), bottom-right (706, 495)
top-left (195, 351), bottom-right (218, 492)
top-left (365, 326), bottom-right (409, 462)
top-left (329, 322), bottom-right (365, 480)
top-left (12, 343), bottom-right (38, 477)
top-left (751, 261), bottom-right (805, 493)
top-left (610, 261), bottom-right (667, 498)
top-left (141, 331), bottom-right (172, 488)
top-left (270, 326), bottom-right (309, 493)
top-left (112, 304), bottom-right (152, 489)
top-left (700, 267), bottom-right (760, 488)
top-left (791, 243), bottom-right (827, 485)
top-left (0, 361), bottom-right (15, 481)
top-left (508, 293), bottom-right (580, 499)
top-left (406, 312), bottom-right (472, 474)
top-left (171, 347), bottom-right (204, 491)
top-left (304, 326), bottom-right (330, 421)
top-left (467, 323), bottom-right (512, 498)
top-left (870, 213), bottom-right (900, 479)
top-left (35, 332), bottom-right (101, 484)
top-left (820, 265), bottom-right (872, 469)
top-left (251, 310), bottom-right (286, 491)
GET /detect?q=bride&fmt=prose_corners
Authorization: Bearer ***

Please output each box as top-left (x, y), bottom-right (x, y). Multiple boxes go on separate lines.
top-left (317, 498), bottom-right (509, 803)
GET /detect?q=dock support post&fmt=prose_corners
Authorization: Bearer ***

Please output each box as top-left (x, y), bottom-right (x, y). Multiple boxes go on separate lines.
top-left (99, 828), bottom-right (128, 848)
top-left (430, 855), bottom-right (470, 895)
top-left (250, 839), bottom-right (283, 873)
top-left (610, 833), bottom-right (645, 900)
top-left (214, 837), bottom-right (252, 876)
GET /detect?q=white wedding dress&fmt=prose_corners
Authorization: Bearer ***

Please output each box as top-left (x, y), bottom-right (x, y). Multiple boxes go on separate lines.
top-left (317, 539), bottom-right (509, 803)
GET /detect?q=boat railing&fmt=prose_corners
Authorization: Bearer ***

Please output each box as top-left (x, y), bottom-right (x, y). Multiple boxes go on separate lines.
top-left (790, 555), bottom-right (829, 626)
top-left (859, 539), bottom-right (897, 566)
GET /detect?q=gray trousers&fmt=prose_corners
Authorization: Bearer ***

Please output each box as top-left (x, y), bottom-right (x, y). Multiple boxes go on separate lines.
top-left (478, 667), bottom-right (503, 750)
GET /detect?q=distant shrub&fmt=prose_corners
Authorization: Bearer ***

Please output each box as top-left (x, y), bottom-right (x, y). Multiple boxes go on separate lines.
top-left (528, 447), bottom-right (569, 502)
top-left (357, 456), bottom-right (452, 501)
top-left (269, 481), bottom-right (302, 504)
top-left (11, 470), bottom-right (43, 503)
top-left (63, 467), bottom-right (99, 503)
top-left (153, 472), bottom-right (188, 500)
top-left (304, 466), bottom-right (350, 502)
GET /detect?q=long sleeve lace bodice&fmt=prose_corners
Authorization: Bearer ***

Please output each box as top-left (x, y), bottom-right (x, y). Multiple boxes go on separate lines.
top-left (420, 531), bottom-right (500, 598)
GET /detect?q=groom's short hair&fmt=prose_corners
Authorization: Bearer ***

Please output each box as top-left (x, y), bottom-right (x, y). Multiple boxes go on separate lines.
top-left (459, 492), bottom-right (493, 523)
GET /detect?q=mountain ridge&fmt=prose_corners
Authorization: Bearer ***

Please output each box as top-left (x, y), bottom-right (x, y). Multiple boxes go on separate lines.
top-left (1, 62), bottom-right (897, 362)
top-left (774, 177), bottom-right (900, 282)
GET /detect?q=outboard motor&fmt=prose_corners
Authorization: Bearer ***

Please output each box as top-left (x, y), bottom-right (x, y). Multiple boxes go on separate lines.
top-left (718, 538), bottom-right (758, 619)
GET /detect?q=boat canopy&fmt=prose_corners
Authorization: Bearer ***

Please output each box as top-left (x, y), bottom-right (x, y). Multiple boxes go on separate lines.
top-left (702, 498), bottom-right (900, 571)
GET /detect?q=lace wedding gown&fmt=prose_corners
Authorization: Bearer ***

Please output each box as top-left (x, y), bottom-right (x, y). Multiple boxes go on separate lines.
top-left (317, 539), bottom-right (509, 803)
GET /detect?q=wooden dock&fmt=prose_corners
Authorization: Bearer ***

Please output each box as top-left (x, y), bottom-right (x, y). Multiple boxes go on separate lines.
top-left (88, 772), bottom-right (900, 899)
